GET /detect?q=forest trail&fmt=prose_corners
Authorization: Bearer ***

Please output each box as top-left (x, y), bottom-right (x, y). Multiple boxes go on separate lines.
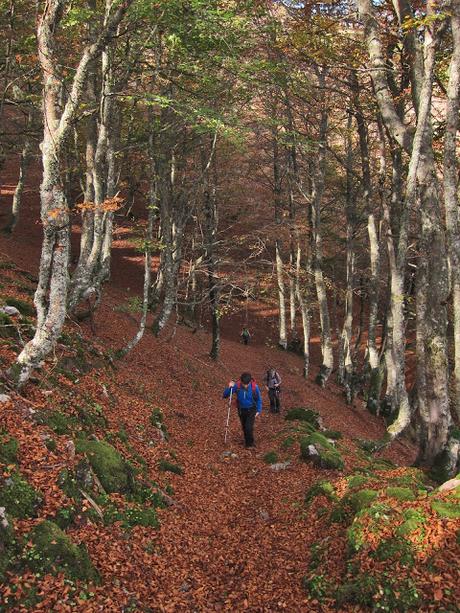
top-left (0, 176), bottom-right (416, 609)
top-left (0, 156), bottom-right (418, 610)
top-left (63, 282), bottom-right (415, 611)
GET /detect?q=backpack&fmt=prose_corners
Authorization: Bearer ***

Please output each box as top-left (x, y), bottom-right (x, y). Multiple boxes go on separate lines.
top-left (266, 370), bottom-right (280, 387)
top-left (235, 379), bottom-right (258, 410)
top-left (237, 379), bottom-right (257, 393)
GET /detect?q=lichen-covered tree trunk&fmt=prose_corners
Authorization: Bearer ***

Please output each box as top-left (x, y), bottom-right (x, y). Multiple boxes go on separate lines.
top-left (444, 0), bottom-right (460, 421)
top-left (5, 131), bottom-right (33, 234)
top-left (273, 129), bottom-right (287, 350)
top-left (8, 0), bottom-right (133, 386)
top-left (295, 241), bottom-right (311, 378)
top-left (338, 113), bottom-right (355, 399)
top-left (69, 31), bottom-right (118, 312)
top-left (311, 94), bottom-right (333, 387)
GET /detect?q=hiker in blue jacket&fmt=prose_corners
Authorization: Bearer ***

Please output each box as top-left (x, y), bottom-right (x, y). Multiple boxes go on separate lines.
top-left (223, 372), bottom-right (262, 448)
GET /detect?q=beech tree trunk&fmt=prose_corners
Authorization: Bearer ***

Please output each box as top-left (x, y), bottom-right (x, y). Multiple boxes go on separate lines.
top-left (311, 87), bottom-right (333, 387)
top-left (8, 0), bottom-right (133, 386)
top-left (444, 0), bottom-right (460, 421)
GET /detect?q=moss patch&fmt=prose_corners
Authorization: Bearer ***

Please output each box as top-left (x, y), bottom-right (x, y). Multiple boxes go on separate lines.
top-left (0, 431), bottom-right (19, 464)
top-left (158, 459), bottom-right (183, 475)
top-left (431, 499), bottom-right (460, 519)
top-left (75, 440), bottom-right (134, 494)
top-left (305, 480), bottom-right (338, 506)
top-left (385, 486), bottom-right (416, 501)
top-left (4, 297), bottom-right (35, 316)
top-left (25, 520), bottom-right (99, 582)
top-left (285, 407), bottom-right (321, 428)
top-left (263, 451), bottom-right (278, 465)
top-left (0, 471), bottom-right (41, 518)
top-left (300, 432), bottom-right (344, 470)
top-left (396, 508), bottom-right (427, 537)
top-left (0, 312), bottom-right (16, 338)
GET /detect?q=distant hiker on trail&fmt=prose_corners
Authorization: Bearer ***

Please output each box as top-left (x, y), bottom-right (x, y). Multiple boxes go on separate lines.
top-left (264, 367), bottom-right (282, 413)
top-left (223, 372), bottom-right (262, 448)
top-left (241, 327), bottom-right (251, 345)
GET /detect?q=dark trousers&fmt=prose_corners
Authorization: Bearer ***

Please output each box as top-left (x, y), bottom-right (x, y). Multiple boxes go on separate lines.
top-left (242, 336), bottom-right (249, 345)
top-left (268, 388), bottom-right (281, 413)
top-left (238, 407), bottom-right (256, 447)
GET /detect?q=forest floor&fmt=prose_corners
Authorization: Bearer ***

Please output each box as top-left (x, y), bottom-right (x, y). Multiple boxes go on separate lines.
top-left (0, 157), bottom-right (459, 612)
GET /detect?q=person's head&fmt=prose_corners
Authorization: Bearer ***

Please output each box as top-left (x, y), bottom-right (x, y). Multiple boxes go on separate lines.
top-left (268, 366), bottom-right (275, 376)
top-left (240, 372), bottom-right (252, 388)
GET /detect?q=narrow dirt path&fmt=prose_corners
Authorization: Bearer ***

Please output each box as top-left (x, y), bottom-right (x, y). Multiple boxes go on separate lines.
top-left (77, 297), bottom-right (415, 612)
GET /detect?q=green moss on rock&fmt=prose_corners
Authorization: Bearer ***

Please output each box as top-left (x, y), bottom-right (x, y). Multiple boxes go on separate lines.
top-left (75, 440), bottom-right (134, 493)
top-left (0, 471), bottom-right (41, 518)
top-left (305, 480), bottom-right (338, 506)
top-left (0, 312), bottom-right (16, 338)
top-left (385, 486), bottom-right (416, 502)
top-left (396, 508), bottom-right (427, 537)
top-left (4, 297), bottom-right (35, 316)
top-left (372, 536), bottom-right (415, 566)
top-left (347, 474), bottom-right (370, 490)
top-left (263, 451), bottom-right (278, 465)
top-left (281, 435), bottom-right (295, 450)
top-left (431, 499), bottom-right (460, 519)
top-left (0, 432), bottom-right (19, 464)
top-left (300, 432), bottom-right (344, 470)
top-left (158, 459), bottom-right (183, 475)
top-left (26, 520), bottom-right (99, 582)
top-left (285, 407), bottom-right (321, 428)
top-left (322, 429), bottom-right (342, 440)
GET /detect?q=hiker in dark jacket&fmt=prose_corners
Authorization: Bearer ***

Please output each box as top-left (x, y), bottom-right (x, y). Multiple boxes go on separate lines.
top-left (263, 367), bottom-right (282, 413)
top-left (241, 327), bottom-right (251, 345)
top-left (223, 372), bottom-right (262, 448)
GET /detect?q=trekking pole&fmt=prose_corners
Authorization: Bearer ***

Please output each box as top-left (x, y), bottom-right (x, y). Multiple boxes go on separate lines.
top-left (224, 388), bottom-right (233, 444)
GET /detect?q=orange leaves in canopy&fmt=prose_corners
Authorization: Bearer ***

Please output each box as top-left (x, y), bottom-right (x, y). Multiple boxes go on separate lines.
top-left (76, 196), bottom-right (124, 214)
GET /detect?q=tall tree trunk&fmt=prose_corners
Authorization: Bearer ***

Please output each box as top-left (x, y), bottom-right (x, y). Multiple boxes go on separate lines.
top-left (4, 127), bottom-right (33, 234)
top-left (295, 239), bottom-right (311, 378)
top-left (8, 0), bottom-right (133, 386)
top-left (444, 0), bottom-right (460, 421)
top-left (273, 128), bottom-right (287, 349)
top-left (311, 86), bottom-right (333, 387)
top-left (338, 115), bottom-right (355, 403)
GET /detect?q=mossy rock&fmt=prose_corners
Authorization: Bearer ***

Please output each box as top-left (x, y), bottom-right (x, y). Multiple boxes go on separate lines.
top-left (388, 468), bottom-right (428, 490)
top-left (35, 410), bottom-right (78, 436)
top-left (346, 474), bottom-right (370, 490)
top-left (150, 408), bottom-right (169, 440)
top-left (158, 459), bottom-right (183, 475)
top-left (347, 489), bottom-right (379, 513)
top-left (285, 407), bottom-right (321, 428)
top-left (335, 573), bottom-right (377, 608)
top-left (300, 432), bottom-right (344, 470)
top-left (322, 429), bottom-right (342, 440)
top-left (25, 520), bottom-right (99, 582)
top-left (305, 480), bottom-right (338, 506)
top-left (76, 402), bottom-right (108, 430)
top-left (430, 448), bottom-right (457, 484)
top-left (431, 499), bottom-right (460, 519)
top-left (101, 501), bottom-right (159, 529)
top-left (0, 509), bottom-right (16, 583)
top-left (372, 536), bottom-right (415, 566)
top-left (281, 435), bottom-right (295, 450)
top-left (0, 432), bottom-right (19, 464)
top-left (385, 486), bottom-right (416, 502)
top-left (302, 572), bottom-right (333, 600)
top-left (0, 312), bottom-right (16, 338)
top-left (396, 508), bottom-right (427, 537)
top-left (347, 503), bottom-right (393, 552)
top-left (75, 440), bottom-right (134, 493)
top-left (0, 471), bottom-right (41, 518)
top-left (4, 297), bottom-right (35, 316)
top-left (263, 451), bottom-right (278, 465)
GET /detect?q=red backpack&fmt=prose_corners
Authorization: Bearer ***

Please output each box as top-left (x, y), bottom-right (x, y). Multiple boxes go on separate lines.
top-left (236, 379), bottom-right (257, 393)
